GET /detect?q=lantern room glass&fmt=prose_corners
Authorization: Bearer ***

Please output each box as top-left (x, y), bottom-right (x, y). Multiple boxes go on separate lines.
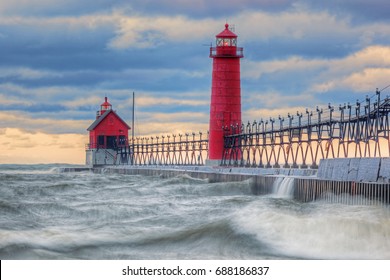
top-left (216, 38), bottom-right (237, 47)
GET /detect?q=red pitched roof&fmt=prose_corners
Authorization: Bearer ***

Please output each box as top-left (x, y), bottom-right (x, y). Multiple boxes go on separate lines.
top-left (216, 23), bottom-right (237, 38)
top-left (87, 110), bottom-right (131, 131)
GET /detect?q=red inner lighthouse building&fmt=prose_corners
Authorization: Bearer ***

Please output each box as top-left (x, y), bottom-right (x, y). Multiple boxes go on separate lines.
top-left (208, 24), bottom-right (243, 165)
top-left (86, 97), bottom-right (130, 166)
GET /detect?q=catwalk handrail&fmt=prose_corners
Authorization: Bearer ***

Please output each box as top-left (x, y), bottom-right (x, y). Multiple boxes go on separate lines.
top-left (115, 88), bottom-right (390, 168)
top-left (222, 88), bottom-right (390, 168)
top-left (116, 132), bottom-right (209, 166)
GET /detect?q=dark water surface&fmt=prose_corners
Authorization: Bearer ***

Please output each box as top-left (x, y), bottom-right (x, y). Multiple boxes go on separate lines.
top-left (1, 164), bottom-right (389, 259)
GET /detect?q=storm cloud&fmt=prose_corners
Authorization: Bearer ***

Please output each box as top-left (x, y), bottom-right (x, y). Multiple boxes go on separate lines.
top-left (1, 0), bottom-right (390, 163)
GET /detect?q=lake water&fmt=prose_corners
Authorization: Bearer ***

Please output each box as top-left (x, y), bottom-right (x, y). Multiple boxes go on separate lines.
top-left (1, 164), bottom-right (389, 259)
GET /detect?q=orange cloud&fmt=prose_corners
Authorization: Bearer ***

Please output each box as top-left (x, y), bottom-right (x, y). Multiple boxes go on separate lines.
top-left (0, 128), bottom-right (87, 164)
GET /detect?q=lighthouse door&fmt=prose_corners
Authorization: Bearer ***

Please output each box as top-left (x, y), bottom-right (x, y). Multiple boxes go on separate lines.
top-left (107, 136), bottom-right (117, 149)
top-left (98, 135), bottom-right (105, 148)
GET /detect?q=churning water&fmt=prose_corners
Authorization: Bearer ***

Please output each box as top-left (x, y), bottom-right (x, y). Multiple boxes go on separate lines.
top-left (272, 177), bottom-right (295, 199)
top-left (1, 164), bottom-right (390, 260)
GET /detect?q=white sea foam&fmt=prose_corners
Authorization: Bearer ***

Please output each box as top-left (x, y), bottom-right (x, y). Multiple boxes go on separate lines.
top-left (233, 199), bottom-right (390, 259)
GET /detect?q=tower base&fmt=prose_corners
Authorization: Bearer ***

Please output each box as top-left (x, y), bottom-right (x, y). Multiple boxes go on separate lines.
top-left (86, 148), bottom-right (119, 167)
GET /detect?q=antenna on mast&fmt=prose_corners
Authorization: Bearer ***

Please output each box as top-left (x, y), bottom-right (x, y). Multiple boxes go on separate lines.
top-left (132, 91), bottom-right (135, 141)
top-left (131, 91), bottom-right (135, 165)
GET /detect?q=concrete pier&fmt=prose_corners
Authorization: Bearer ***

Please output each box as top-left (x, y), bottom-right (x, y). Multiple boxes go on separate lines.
top-left (98, 166), bottom-right (281, 195)
top-left (294, 178), bottom-right (390, 205)
top-left (61, 158), bottom-right (390, 205)
top-left (317, 158), bottom-right (390, 182)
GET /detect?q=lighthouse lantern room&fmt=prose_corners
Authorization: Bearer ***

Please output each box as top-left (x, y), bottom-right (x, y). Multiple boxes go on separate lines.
top-left (86, 97), bottom-right (130, 166)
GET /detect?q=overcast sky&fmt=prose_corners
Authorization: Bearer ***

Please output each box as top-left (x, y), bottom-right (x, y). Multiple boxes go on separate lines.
top-left (1, 0), bottom-right (390, 164)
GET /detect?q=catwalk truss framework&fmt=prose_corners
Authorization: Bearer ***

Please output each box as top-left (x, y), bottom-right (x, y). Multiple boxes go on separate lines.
top-left (117, 132), bottom-right (209, 166)
top-left (222, 89), bottom-right (390, 168)
top-left (115, 89), bottom-right (390, 168)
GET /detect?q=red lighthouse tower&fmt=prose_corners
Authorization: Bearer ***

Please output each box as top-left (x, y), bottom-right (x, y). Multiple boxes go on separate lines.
top-left (207, 24), bottom-right (243, 165)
